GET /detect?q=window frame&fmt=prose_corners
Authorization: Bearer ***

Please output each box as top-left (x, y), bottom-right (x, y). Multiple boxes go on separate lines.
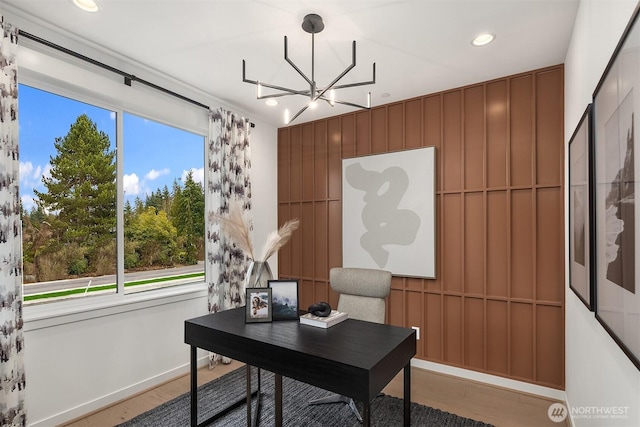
top-left (19, 46), bottom-right (209, 325)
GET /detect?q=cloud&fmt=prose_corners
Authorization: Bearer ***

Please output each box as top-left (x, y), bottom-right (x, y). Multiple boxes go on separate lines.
top-left (19, 161), bottom-right (50, 191)
top-left (182, 167), bottom-right (204, 185)
top-left (123, 173), bottom-right (140, 195)
top-left (145, 168), bottom-right (170, 181)
top-left (21, 194), bottom-right (36, 211)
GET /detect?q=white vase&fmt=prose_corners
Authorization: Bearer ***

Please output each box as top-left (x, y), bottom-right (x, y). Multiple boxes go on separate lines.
top-left (244, 261), bottom-right (273, 288)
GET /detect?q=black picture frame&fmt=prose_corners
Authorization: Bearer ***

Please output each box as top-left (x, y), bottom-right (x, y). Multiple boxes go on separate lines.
top-left (568, 104), bottom-right (595, 311)
top-left (245, 288), bottom-right (272, 323)
top-left (268, 279), bottom-right (299, 320)
top-left (592, 3), bottom-right (640, 370)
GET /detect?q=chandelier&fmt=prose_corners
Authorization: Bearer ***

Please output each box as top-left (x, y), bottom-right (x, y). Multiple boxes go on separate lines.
top-left (242, 13), bottom-right (376, 125)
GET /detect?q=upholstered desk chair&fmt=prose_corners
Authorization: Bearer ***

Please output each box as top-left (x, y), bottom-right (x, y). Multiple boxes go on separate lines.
top-left (309, 267), bottom-right (392, 422)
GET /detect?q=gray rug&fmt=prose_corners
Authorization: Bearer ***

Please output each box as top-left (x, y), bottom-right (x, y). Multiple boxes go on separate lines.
top-left (117, 367), bottom-right (494, 426)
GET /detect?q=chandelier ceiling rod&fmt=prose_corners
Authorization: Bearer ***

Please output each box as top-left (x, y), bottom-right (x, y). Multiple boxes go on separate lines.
top-left (242, 13), bottom-right (376, 125)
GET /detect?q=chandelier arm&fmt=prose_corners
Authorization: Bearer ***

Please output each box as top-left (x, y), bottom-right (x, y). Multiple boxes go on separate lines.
top-left (254, 82), bottom-right (311, 97)
top-left (312, 40), bottom-right (358, 102)
top-left (329, 63), bottom-right (376, 90)
top-left (326, 98), bottom-right (372, 109)
top-left (243, 60), bottom-right (312, 97)
top-left (288, 104), bottom-right (311, 125)
top-left (284, 35), bottom-right (314, 87)
top-left (258, 91), bottom-right (311, 99)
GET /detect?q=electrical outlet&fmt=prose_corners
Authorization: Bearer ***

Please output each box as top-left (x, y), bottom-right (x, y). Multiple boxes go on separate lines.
top-left (411, 326), bottom-right (420, 340)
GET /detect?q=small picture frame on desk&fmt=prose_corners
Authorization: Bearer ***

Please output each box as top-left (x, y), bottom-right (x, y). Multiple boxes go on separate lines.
top-left (268, 279), bottom-right (299, 320)
top-left (245, 288), bottom-right (272, 323)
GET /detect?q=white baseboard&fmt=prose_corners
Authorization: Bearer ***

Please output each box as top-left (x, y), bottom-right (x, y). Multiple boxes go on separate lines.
top-left (28, 355), bottom-right (211, 427)
top-left (411, 359), bottom-right (567, 402)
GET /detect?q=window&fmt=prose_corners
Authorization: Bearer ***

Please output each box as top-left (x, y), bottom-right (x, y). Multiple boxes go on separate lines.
top-left (19, 84), bottom-right (205, 305)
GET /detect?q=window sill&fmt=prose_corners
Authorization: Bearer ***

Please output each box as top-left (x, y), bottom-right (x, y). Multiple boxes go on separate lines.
top-left (23, 282), bottom-right (208, 332)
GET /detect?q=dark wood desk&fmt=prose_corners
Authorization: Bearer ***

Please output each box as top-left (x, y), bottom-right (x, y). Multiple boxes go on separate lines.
top-left (185, 307), bottom-right (416, 427)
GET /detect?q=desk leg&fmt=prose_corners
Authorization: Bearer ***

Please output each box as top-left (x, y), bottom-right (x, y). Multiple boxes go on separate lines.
top-left (246, 365), bottom-right (252, 427)
top-left (275, 373), bottom-right (282, 427)
top-left (363, 402), bottom-right (370, 426)
top-left (404, 362), bottom-right (411, 427)
top-left (190, 346), bottom-right (197, 427)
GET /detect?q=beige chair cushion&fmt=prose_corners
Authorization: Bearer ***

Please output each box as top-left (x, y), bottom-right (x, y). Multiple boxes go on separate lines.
top-left (330, 267), bottom-right (391, 324)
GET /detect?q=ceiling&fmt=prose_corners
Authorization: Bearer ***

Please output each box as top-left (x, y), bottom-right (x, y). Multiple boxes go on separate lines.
top-left (2, 0), bottom-right (580, 127)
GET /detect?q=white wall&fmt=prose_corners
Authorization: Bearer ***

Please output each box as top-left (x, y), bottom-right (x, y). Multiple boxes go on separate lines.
top-left (4, 7), bottom-right (279, 426)
top-left (564, 1), bottom-right (640, 426)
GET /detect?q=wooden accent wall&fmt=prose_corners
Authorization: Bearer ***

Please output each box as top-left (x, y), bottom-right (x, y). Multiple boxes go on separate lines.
top-left (277, 65), bottom-right (564, 389)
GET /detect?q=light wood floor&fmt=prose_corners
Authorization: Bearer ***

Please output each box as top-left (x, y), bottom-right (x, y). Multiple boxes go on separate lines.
top-left (61, 361), bottom-right (568, 427)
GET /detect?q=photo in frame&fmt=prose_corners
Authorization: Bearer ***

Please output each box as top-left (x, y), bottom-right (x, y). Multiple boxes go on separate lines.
top-left (568, 104), bottom-right (595, 311)
top-left (342, 147), bottom-right (436, 278)
top-left (268, 279), bottom-right (299, 320)
top-left (245, 288), bottom-right (272, 323)
top-left (593, 5), bottom-right (640, 370)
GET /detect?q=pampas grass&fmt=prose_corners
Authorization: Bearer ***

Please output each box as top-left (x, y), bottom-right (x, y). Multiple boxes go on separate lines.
top-left (209, 201), bottom-right (299, 262)
top-left (209, 201), bottom-right (255, 260)
top-left (259, 218), bottom-right (300, 262)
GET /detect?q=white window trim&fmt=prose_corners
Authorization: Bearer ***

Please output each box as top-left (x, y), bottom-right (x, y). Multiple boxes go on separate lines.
top-left (18, 37), bottom-right (211, 325)
top-left (23, 281), bottom-right (208, 332)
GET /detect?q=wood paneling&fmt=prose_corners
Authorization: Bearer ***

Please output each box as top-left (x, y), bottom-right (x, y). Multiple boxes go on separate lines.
top-left (536, 69), bottom-right (564, 186)
top-left (388, 103), bottom-right (404, 152)
top-left (405, 99), bottom-right (422, 149)
top-left (486, 80), bottom-right (508, 188)
top-left (487, 191), bottom-right (508, 298)
top-left (510, 75), bottom-right (534, 187)
top-left (277, 65), bottom-right (564, 389)
top-left (464, 192), bottom-right (484, 295)
top-left (464, 86), bottom-right (485, 189)
top-left (443, 91), bottom-right (462, 191)
top-left (371, 106), bottom-right (387, 153)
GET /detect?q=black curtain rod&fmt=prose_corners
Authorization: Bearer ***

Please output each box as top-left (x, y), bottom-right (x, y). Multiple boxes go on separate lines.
top-left (18, 30), bottom-right (255, 128)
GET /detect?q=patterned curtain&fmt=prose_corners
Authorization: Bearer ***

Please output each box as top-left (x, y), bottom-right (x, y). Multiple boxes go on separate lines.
top-left (206, 107), bottom-right (252, 315)
top-left (0, 16), bottom-right (27, 426)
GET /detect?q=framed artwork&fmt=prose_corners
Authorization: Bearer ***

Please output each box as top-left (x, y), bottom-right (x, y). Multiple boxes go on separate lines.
top-left (268, 279), bottom-right (299, 320)
top-left (342, 146), bottom-right (436, 278)
top-left (592, 5), bottom-right (640, 370)
top-left (245, 288), bottom-right (272, 323)
top-left (568, 104), bottom-right (595, 311)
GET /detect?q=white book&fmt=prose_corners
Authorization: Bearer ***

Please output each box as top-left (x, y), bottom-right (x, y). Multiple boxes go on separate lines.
top-left (299, 310), bottom-right (348, 328)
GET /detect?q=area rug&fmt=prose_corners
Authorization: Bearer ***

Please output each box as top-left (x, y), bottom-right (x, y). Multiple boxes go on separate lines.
top-left (117, 367), bottom-right (494, 426)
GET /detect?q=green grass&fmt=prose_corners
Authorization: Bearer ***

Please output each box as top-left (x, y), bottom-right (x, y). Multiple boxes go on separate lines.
top-left (24, 272), bottom-right (205, 302)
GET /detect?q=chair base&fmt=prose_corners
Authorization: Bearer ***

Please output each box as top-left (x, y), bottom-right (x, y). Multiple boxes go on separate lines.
top-left (309, 393), bottom-right (363, 423)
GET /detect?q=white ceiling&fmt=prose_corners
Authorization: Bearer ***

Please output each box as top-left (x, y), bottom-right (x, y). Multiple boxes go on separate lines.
top-left (2, 0), bottom-right (580, 127)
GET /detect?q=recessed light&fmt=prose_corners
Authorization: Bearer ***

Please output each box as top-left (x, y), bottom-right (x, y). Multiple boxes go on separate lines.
top-left (472, 33), bottom-right (495, 46)
top-left (72, 0), bottom-right (100, 12)
top-left (381, 93), bottom-right (390, 98)
top-left (265, 99), bottom-right (278, 106)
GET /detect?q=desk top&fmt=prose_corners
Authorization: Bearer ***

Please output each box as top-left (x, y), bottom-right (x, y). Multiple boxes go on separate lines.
top-left (185, 307), bottom-right (416, 401)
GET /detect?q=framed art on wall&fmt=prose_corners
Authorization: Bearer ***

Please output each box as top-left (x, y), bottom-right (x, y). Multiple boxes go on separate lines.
top-left (245, 288), bottom-right (272, 323)
top-left (268, 279), bottom-right (299, 320)
top-left (569, 104), bottom-right (595, 311)
top-left (342, 147), bottom-right (436, 278)
top-left (592, 5), bottom-right (640, 370)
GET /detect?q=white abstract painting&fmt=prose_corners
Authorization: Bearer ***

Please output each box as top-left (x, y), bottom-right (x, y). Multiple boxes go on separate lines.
top-left (342, 147), bottom-right (436, 278)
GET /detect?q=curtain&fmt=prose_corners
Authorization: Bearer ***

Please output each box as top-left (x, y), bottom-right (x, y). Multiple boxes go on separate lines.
top-left (0, 16), bottom-right (27, 426)
top-left (205, 107), bottom-right (252, 315)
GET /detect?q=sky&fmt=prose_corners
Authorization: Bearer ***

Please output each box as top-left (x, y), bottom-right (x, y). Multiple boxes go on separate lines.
top-left (18, 84), bottom-right (205, 212)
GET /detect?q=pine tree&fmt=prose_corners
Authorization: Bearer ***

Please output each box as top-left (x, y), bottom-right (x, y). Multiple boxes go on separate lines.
top-left (34, 114), bottom-right (116, 255)
top-left (173, 171), bottom-right (204, 264)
